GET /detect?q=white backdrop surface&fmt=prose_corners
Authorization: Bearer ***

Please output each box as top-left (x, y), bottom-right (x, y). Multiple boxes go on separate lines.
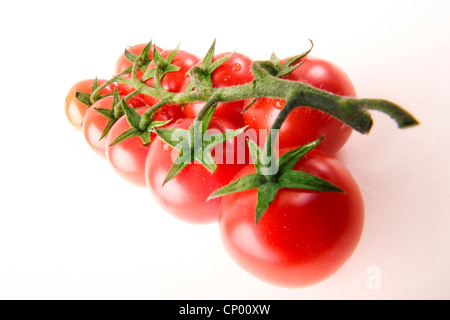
top-left (0, 0), bottom-right (448, 299)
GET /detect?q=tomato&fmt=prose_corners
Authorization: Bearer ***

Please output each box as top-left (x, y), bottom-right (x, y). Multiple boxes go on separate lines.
top-left (218, 149), bottom-right (364, 288)
top-left (82, 96), bottom-right (116, 158)
top-left (243, 56), bottom-right (357, 155)
top-left (65, 79), bottom-right (115, 130)
top-left (143, 49), bottom-right (200, 106)
top-left (124, 94), bottom-right (149, 109)
top-left (145, 117), bottom-right (247, 224)
top-left (182, 52), bottom-right (254, 126)
top-left (115, 43), bottom-right (163, 96)
top-left (106, 105), bottom-right (184, 187)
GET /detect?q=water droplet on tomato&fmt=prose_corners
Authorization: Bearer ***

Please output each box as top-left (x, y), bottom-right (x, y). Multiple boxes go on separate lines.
top-left (223, 75), bottom-right (231, 82)
top-left (232, 63), bottom-right (242, 71)
top-left (162, 144), bottom-right (170, 151)
top-left (274, 100), bottom-right (285, 110)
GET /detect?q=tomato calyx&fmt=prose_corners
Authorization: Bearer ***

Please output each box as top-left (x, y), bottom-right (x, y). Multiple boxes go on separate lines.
top-left (185, 39), bottom-right (235, 92)
top-left (209, 136), bottom-right (343, 223)
top-left (155, 106), bottom-right (247, 185)
top-left (93, 88), bottom-right (130, 140)
top-left (141, 44), bottom-right (182, 84)
top-left (242, 41), bottom-right (314, 113)
top-left (75, 78), bottom-right (113, 107)
top-left (109, 100), bottom-right (172, 147)
top-left (125, 40), bottom-right (156, 77)
top-left (264, 42), bottom-right (314, 78)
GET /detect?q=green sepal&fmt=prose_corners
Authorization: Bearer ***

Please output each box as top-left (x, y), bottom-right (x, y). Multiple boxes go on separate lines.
top-left (276, 40), bottom-right (314, 78)
top-left (122, 99), bottom-right (141, 129)
top-left (110, 128), bottom-right (140, 146)
top-left (124, 50), bottom-right (138, 65)
top-left (163, 153), bottom-right (190, 186)
top-left (242, 98), bottom-right (257, 114)
top-left (155, 105), bottom-right (247, 184)
top-left (209, 51), bottom-right (234, 73)
top-left (76, 91), bottom-right (93, 106)
top-left (139, 41), bottom-right (155, 72)
top-left (278, 136), bottom-right (323, 173)
top-left (151, 119), bottom-right (173, 128)
top-left (255, 182), bottom-right (280, 224)
top-left (185, 40), bottom-right (234, 89)
top-left (270, 52), bottom-right (282, 69)
top-left (208, 174), bottom-right (265, 200)
top-left (100, 118), bottom-right (116, 141)
top-left (246, 137), bottom-right (275, 176)
top-left (94, 107), bottom-right (113, 119)
top-left (94, 107), bottom-right (117, 140)
top-left (202, 39), bottom-right (217, 66)
top-left (114, 101), bottom-right (172, 146)
top-left (278, 170), bottom-right (344, 193)
top-left (139, 131), bottom-right (152, 147)
top-left (142, 64), bottom-right (181, 82)
top-left (197, 151), bottom-right (217, 173)
top-left (76, 78), bottom-right (111, 107)
top-left (246, 138), bottom-right (264, 174)
top-left (155, 128), bottom-right (191, 151)
top-left (141, 43), bottom-right (181, 82)
top-left (118, 66), bottom-right (133, 76)
top-left (96, 89), bottom-right (125, 140)
top-left (200, 104), bottom-right (216, 133)
top-left (206, 126), bottom-right (248, 150)
top-left (259, 41), bottom-right (314, 80)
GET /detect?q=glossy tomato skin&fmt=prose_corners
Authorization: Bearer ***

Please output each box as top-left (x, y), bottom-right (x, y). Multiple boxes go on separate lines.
top-left (182, 52), bottom-right (254, 126)
top-left (219, 149), bottom-right (364, 288)
top-left (82, 96), bottom-right (115, 158)
top-left (115, 43), bottom-right (163, 97)
top-left (143, 49), bottom-right (200, 106)
top-left (65, 79), bottom-right (115, 130)
top-left (145, 117), bottom-right (248, 224)
top-left (106, 105), bottom-right (184, 187)
top-left (243, 56), bottom-right (357, 155)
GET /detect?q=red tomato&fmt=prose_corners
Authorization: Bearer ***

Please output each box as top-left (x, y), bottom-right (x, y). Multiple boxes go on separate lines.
top-left (143, 49), bottom-right (200, 106)
top-left (115, 43), bottom-right (163, 97)
top-left (106, 105), bottom-right (184, 187)
top-left (182, 52), bottom-right (254, 126)
top-left (124, 95), bottom-right (149, 109)
top-left (145, 117), bottom-right (247, 224)
top-left (82, 96), bottom-right (116, 158)
top-left (219, 149), bottom-right (364, 288)
top-left (65, 79), bottom-right (115, 130)
top-left (243, 56), bottom-right (357, 155)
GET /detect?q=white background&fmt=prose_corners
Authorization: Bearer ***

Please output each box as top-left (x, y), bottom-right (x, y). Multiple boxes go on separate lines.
top-left (0, 0), bottom-right (449, 299)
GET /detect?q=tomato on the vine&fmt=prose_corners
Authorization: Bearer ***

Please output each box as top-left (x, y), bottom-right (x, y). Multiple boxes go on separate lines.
top-left (182, 52), bottom-right (254, 126)
top-left (143, 49), bottom-right (200, 106)
top-left (243, 56), bottom-right (357, 155)
top-left (145, 117), bottom-right (248, 224)
top-left (115, 43), bottom-right (163, 99)
top-left (65, 79), bottom-right (115, 130)
top-left (81, 96), bottom-right (116, 157)
top-left (218, 148), bottom-right (364, 288)
top-left (106, 105), bottom-right (184, 187)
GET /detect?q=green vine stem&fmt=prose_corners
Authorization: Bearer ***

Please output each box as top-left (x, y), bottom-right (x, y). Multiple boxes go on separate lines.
top-left (89, 40), bottom-right (418, 177)
top-left (114, 57), bottom-right (418, 135)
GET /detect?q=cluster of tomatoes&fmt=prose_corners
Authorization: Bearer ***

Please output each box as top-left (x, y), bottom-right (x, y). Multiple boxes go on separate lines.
top-left (65, 42), bottom-right (365, 288)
